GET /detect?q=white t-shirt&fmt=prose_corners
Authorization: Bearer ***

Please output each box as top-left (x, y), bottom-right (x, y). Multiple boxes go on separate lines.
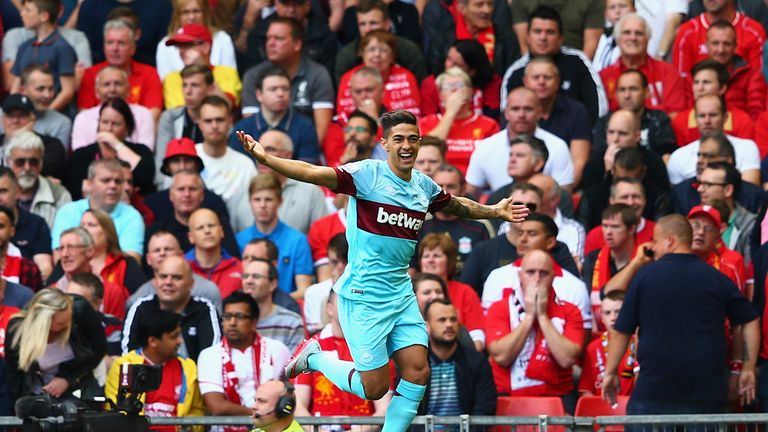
top-left (197, 336), bottom-right (291, 403)
top-left (196, 143), bottom-right (258, 232)
top-left (667, 134), bottom-right (760, 184)
top-left (481, 262), bottom-right (593, 329)
top-left (636, 0), bottom-right (689, 57)
top-left (303, 278), bottom-right (334, 335)
top-left (155, 31), bottom-right (238, 79)
top-left (465, 128), bottom-right (574, 191)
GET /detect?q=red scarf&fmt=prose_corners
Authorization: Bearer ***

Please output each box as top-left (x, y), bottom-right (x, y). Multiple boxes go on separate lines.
top-left (449, 2), bottom-right (495, 62)
top-left (509, 289), bottom-right (559, 385)
top-left (221, 335), bottom-right (265, 432)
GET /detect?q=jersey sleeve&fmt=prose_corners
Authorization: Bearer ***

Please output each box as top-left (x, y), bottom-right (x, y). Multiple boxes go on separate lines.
top-left (332, 160), bottom-right (377, 197)
top-left (425, 175), bottom-right (452, 213)
top-left (196, 346), bottom-right (225, 394)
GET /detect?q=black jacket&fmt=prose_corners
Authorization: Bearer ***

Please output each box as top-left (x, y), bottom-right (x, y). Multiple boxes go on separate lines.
top-left (339, 0), bottom-right (422, 46)
top-left (422, 0), bottom-right (519, 76)
top-left (591, 109), bottom-right (678, 160)
top-left (418, 345), bottom-right (497, 416)
top-left (5, 295), bottom-right (107, 400)
top-left (122, 294), bottom-right (220, 361)
top-left (65, 142), bottom-right (156, 199)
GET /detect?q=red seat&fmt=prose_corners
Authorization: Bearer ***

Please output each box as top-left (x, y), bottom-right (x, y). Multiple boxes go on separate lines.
top-left (574, 396), bottom-right (629, 432)
top-left (493, 396), bottom-right (566, 432)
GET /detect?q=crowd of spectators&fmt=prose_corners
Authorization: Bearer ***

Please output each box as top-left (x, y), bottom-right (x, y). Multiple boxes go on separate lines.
top-left (0, 0), bottom-right (767, 427)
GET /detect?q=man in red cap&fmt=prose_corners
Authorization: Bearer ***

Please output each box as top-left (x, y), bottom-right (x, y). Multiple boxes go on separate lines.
top-left (688, 202), bottom-right (747, 295)
top-left (162, 23), bottom-right (241, 109)
top-left (144, 137), bottom-right (234, 231)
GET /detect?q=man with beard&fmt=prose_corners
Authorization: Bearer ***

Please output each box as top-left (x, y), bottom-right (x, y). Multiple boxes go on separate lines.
top-left (418, 298), bottom-right (496, 418)
top-left (229, 66), bottom-right (320, 164)
top-left (338, 110), bottom-right (386, 164)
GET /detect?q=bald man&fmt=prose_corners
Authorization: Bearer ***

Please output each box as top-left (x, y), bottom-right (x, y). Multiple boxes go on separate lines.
top-left (465, 87), bottom-right (575, 196)
top-left (251, 380), bottom-right (303, 432)
top-left (184, 208), bottom-right (243, 299)
top-left (123, 254), bottom-right (221, 360)
top-left (602, 214), bottom-right (759, 416)
top-left (486, 249), bottom-right (585, 412)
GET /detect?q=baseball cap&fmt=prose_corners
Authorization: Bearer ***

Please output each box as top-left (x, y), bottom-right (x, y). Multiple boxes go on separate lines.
top-left (162, 137), bottom-right (204, 176)
top-left (687, 204), bottom-right (721, 226)
top-left (2, 94), bottom-right (34, 114)
top-left (165, 23), bottom-right (213, 46)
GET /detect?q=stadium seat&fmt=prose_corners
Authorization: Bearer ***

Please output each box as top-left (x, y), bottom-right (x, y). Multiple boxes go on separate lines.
top-left (574, 396), bottom-right (629, 432)
top-left (493, 396), bottom-right (566, 432)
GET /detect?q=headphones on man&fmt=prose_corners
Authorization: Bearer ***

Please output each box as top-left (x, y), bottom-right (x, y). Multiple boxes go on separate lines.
top-left (274, 380), bottom-right (295, 419)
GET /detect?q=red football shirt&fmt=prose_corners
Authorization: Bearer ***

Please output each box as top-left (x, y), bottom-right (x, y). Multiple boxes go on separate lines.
top-left (418, 113), bottom-right (500, 175)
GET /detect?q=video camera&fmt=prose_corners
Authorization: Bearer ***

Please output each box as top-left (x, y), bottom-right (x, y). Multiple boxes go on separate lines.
top-left (15, 363), bottom-right (162, 432)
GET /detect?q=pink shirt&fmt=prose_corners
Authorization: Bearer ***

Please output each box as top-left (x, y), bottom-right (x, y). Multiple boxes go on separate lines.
top-left (70, 104), bottom-right (156, 151)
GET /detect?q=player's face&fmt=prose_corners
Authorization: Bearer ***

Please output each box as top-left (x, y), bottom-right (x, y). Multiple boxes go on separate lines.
top-left (617, 16), bottom-right (648, 57)
top-left (615, 73), bottom-right (646, 112)
top-left (609, 182), bottom-right (645, 218)
top-left (241, 260), bottom-right (275, 302)
top-left (601, 214), bottom-right (633, 249)
top-left (250, 189), bottom-right (281, 224)
top-left (697, 168), bottom-right (729, 203)
top-left (414, 279), bottom-right (445, 312)
top-left (695, 97), bottom-right (725, 135)
top-left (692, 69), bottom-right (723, 99)
top-left (222, 302), bottom-right (257, 345)
top-left (707, 27), bottom-right (737, 65)
top-left (514, 220), bottom-right (553, 254)
top-left (600, 298), bottom-right (623, 330)
top-left (420, 247), bottom-right (450, 279)
top-left (690, 215), bottom-right (720, 255)
top-left (427, 302), bottom-right (459, 344)
top-left (414, 146), bottom-right (443, 177)
top-left (381, 123), bottom-right (420, 177)
top-left (256, 76), bottom-right (291, 113)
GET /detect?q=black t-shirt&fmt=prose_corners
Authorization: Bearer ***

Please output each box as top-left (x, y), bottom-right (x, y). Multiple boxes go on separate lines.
top-left (615, 253), bottom-right (758, 402)
top-left (414, 217), bottom-right (493, 276)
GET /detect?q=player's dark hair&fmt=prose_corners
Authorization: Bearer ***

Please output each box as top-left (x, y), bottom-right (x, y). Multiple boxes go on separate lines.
top-left (380, 110), bottom-right (417, 139)
top-left (223, 291), bottom-right (260, 320)
top-left (134, 310), bottom-right (182, 348)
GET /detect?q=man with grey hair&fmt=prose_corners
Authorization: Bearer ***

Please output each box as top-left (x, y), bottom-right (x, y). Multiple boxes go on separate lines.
top-left (71, 66), bottom-right (155, 151)
top-left (599, 13), bottom-right (689, 113)
top-left (78, 19), bottom-right (163, 122)
top-left (528, 173), bottom-right (585, 264)
top-left (256, 130), bottom-right (329, 234)
top-left (0, 65), bottom-right (72, 150)
top-left (4, 131), bottom-right (71, 230)
top-left (51, 158), bottom-right (145, 261)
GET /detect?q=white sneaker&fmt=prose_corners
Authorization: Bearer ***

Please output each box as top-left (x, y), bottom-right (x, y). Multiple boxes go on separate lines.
top-left (285, 339), bottom-right (321, 378)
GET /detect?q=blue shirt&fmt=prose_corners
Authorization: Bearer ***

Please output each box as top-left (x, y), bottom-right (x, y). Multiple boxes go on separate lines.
top-left (11, 30), bottom-right (76, 92)
top-left (3, 281), bottom-right (33, 309)
top-left (427, 360), bottom-right (461, 419)
top-left (236, 221), bottom-right (313, 293)
top-left (228, 110), bottom-right (321, 163)
top-left (51, 199), bottom-right (145, 255)
top-left (332, 159), bottom-right (451, 302)
top-left (14, 207), bottom-right (51, 258)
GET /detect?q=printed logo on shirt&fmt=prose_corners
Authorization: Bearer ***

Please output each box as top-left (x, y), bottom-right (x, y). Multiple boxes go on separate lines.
top-left (188, 327), bottom-right (197, 336)
top-left (562, 80), bottom-right (572, 91)
top-left (458, 237), bottom-right (472, 255)
top-left (356, 199), bottom-right (426, 240)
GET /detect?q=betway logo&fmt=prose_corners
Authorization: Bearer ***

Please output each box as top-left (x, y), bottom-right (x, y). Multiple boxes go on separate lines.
top-left (377, 207), bottom-right (423, 231)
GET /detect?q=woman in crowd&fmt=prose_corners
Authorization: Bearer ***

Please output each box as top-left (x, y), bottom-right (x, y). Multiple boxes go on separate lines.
top-left (420, 39), bottom-right (502, 121)
top-left (417, 233), bottom-right (486, 351)
top-left (65, 98), bottom-right (156, 200)
top-left (155, 0), bottom-right (237, 79)
top-left (80, 209), bottom-right (146, 294)
top-left (5, 288), bottom-right (106, 401)
top-left (336, 30), bottom-right (421, 117)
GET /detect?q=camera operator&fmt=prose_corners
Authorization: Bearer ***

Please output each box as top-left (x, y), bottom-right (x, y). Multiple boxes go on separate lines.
top-left (5, 288), bottom-right (107, 402)
top-left (251, 380), bottom-right (303, 432)
top-left (106, 309), bottom-right (204, 428)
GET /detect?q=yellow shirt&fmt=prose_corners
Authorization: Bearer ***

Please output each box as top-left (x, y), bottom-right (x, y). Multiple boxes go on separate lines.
top-left (251, 420), bottom-right (305, 432)
top-left (163, 65), bottom-right (242, 108)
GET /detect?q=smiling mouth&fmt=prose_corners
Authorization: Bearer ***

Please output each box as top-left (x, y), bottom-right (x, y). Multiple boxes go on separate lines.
top-left (399, 151), bottom-right (414, 162)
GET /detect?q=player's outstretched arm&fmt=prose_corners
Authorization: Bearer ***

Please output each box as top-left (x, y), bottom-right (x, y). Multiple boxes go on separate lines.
top-left (442, 196), bottom-right (529, 223)
top-left (237, 131), bottom-right (338, 189)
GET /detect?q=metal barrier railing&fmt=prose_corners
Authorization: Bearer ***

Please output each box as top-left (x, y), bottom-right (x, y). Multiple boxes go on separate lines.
top-left (1, 414), bottom-right (768, 431)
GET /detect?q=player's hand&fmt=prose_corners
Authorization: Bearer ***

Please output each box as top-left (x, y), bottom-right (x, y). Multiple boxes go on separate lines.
top-left (237, 131), bottom-right (266, 162)
top-left (739, 368), bottom-right (756, 406)
top-left (497, 198), bottom-right (530, 223)
top-left (601, 372), bottom-right (620, 406)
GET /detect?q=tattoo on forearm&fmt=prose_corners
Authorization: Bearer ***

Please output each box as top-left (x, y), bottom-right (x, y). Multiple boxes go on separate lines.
top-left (445, 197), bottom-right (496, 219)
